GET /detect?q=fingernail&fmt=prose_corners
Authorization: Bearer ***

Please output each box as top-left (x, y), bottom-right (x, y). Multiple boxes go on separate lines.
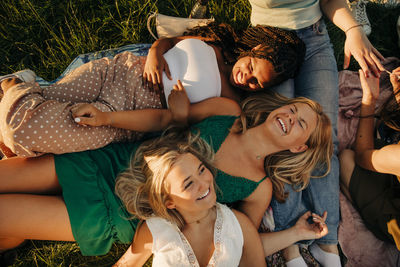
top-left (75, 118), bottom-right (81, 123)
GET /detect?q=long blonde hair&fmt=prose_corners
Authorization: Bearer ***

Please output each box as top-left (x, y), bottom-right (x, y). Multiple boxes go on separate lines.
top-left (233, 92), bottom-right (333, 202)
top-left (115, 128), bottom-right (215, 229)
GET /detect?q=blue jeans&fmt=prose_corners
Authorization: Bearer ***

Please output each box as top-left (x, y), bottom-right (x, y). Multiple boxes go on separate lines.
top-left (270, 19), bottom-right (340, 245)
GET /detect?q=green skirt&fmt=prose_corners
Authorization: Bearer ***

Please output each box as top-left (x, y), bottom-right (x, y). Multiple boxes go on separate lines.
top-left (54, 141), bottom-right (141, 256)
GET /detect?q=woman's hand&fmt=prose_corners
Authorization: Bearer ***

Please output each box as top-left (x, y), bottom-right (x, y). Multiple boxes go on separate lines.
top-left (168, 80), bottom-right (190, 125)
top-left (344, 27), bottom-right (384, 78)
top-left (293, 211), bottom-right (328, 240)
top-left (359, 69), bottom-right (380, 103)
top-left (71, 103), bottom-right (110, 126)
top-left (389, 67), bottom-right (400, 93)
top-left (143, 47), bottom-right (172, 92)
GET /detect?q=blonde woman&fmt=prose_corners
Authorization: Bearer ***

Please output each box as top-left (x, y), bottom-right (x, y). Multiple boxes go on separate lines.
top-left (113, 129), bottom-right (267, 266)
top-left (0, 90), bottom-right (332, 259)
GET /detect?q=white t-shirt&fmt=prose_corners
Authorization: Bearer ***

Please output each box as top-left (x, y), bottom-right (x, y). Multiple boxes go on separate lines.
top-left (146, 203), bottom-right (243, 267)
top-left (249, 0), bottom-right (322, 30)
top-left (162, 38), bottom-right (221, 106)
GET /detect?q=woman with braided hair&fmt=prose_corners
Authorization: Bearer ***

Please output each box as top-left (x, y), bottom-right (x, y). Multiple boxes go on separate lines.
top-left (0, 23), bottom-right (305, 157)
top-left (144, 22), bottom-right (305, 100)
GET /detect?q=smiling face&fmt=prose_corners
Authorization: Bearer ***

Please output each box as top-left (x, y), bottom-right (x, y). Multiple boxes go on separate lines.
top-left (264, 103), bottom-right (317, 153)
top-left (230, 55), bottom-right (277, 91)
top-left (164, 153), bottom-right (216, 216)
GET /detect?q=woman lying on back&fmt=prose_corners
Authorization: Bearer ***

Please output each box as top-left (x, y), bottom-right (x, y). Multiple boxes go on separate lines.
top-left (0, 23), bottom-right (305, 157)
top-left (0, 87), bottom-right (331, 259)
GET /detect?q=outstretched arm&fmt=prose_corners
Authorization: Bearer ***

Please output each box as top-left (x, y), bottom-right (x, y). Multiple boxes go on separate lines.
top-left (114, 222), bottom-right (153, 267)
top-left (72, 80), bottom-right (190, 131)
top-left (260, 211), bottom-right (328, 256)
top-left (73, 80), bottom-right (241, 131)
top-left (320, 0), bottom-right (384, 77)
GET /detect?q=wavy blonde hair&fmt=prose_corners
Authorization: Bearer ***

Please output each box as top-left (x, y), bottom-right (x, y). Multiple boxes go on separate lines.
top-left (115, 128), bottom-right (215, 229)
top-left (232, 92), bottom-right (333, 202)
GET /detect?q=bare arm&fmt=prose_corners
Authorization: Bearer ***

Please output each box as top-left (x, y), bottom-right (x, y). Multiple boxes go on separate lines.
top-left (354, 70), bottom-right (400, 176)
top-left (233, 210), bottom-right (267, 267)
top-left (188, 97), bottom-right (241, 124)
top-left (72, 81), bottom-right (241, 131)
top-left (114, 222), bottom-right (153, 267)
top-left (144, 35), bottom-right (215, 91)
top-left (320, 0), bottom-right (384, 76)
top-left (72, 80), bottom-right (190, 131)
top-left (72, 104), bottom-right (178, 132)
top-left (354, 69), bottom-right (378, 170)
top-left (390, 67), bottom-right (400, 105)
top-left (238, 178), bottom-right (273, 228)
top-left (260, 211), bottom-right (328, 256)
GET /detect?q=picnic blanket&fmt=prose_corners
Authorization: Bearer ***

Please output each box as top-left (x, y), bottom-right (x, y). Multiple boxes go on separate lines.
top-left (338, 57), bottom-right (400, 152)
top-left (36, 43), bottom-right (151, 86)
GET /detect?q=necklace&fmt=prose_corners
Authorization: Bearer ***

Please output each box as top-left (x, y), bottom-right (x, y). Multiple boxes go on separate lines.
top-left (186, 206), bottom-right (214, 224)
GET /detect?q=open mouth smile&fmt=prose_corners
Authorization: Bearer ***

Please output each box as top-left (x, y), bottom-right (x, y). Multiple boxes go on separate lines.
top-left (236, 71), bottom-right (243, 85)
top-left (277, 118), bottom-right (287, 134)
top-left (197, 188), bottom-right (210, 200)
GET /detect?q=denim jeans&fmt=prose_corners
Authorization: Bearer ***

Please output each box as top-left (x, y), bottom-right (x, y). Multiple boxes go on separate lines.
top-left (270, 19), bottom-right (340, 245)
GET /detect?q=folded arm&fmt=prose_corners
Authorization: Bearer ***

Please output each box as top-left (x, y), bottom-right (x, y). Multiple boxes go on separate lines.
top-left (144, 35), bottom-right (214, 91)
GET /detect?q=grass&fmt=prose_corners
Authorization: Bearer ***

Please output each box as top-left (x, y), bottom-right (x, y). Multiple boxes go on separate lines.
top-left (0, 0), bottom-right (399, 266)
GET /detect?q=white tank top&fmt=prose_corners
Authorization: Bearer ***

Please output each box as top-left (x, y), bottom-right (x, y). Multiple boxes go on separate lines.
top-left (162, 39), bottom-right (221, 106)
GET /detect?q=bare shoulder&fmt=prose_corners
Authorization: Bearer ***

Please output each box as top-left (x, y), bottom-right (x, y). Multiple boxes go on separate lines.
top-left (232, 209), bottom-right (252, 228)
top-left (246, 176), bottom-right (272, 202)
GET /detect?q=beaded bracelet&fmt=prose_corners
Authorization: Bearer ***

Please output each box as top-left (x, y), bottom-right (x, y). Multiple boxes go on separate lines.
top-left (345, 24), bottom-right (363, 34)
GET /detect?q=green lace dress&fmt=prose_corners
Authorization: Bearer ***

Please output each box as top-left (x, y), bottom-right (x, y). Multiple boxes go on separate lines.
top-left (54, 115), bottom-right (266, 255)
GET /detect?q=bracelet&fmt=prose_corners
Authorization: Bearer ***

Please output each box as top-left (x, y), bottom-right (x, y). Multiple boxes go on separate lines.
top-left (345, 24), bottom-right (363, 34)
top-left (359, 113), bottom-right (376, 118)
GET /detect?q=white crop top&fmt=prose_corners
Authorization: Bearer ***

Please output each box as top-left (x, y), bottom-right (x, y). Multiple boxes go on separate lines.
top-left (162, 39), bottom-right (221, 106)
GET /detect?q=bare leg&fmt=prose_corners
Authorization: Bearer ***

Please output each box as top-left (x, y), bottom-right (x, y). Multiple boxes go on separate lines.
top-left (338, 149), bottom-right (356, 202)
top-left (0, 154), bottom-right (60, 194)
top-left (282, 244), bottom-right (301, 261)
top-left (318, 244), bottom-right (338, 254)
top-left (0, 194), bottom-right (74, 252)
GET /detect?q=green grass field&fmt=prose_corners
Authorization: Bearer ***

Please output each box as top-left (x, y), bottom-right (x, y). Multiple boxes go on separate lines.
top-left (0, 0), bottom-right (399, 266)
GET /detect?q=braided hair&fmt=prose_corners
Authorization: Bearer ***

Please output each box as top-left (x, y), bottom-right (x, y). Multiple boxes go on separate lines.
top-left (183, 22), bottom-right (239, 64)
top-left (237, 25), bottom-right (306, 86)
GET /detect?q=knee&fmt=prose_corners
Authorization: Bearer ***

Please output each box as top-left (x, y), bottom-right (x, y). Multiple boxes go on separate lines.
top-left (339, 149), bottom-right (355, 188)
